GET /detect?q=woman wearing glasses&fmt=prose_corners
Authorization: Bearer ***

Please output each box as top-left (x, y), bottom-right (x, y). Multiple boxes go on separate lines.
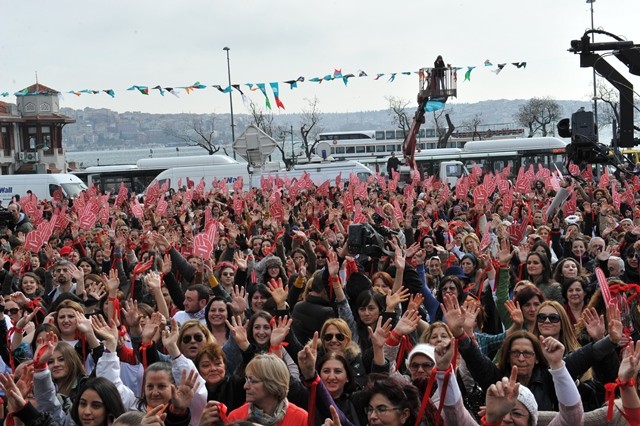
top-left (318, 318), bottom-right (370, 390)
top-left (226, 354), bottom-right (308, 424)
top-left (444, 294), bottom-right (623, 411)
top-left (178, 320), bottom-right (215, 361)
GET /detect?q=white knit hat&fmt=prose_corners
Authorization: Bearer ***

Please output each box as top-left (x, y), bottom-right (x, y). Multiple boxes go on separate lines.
top-left (517, 385), bottom-right (538, 425)
top-left (405, 343), bottom-right (435, 369)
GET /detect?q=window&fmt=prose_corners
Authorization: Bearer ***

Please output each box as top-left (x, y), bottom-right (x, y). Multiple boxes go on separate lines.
top-left (396, 130), bottom-right (406, 139)
top-left (356, 146), bottom-right (365, 153)
top-left (345, 147), bottom-right (355, 154)
top-left (386, 130), bottom-right (395, 139)
top-left (386, 144), bottom-right (396, 152)
top-left (366, 146), bottom-right (375, 153)
top-left (376, 145), bottom-right (386, 152)
top-left (376, 131), bottom-right (385, 140)
top-left (335, 147), bottom-right (345, 154)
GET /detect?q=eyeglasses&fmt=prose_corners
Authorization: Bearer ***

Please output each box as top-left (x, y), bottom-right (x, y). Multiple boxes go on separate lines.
top-left (442, 286), bottom-right (457, 293)
top-left (181, 334), bottom-right (204, 344)
top-left (509, 350), bottom-right (535, 359)
top-left (316, 255), bottom-right (326, 259)
top-left (222, 272), bottom-right (235, 277)
top-left (536, 313), bottom-right (561, 324)
top-left (4, 308), bottom-right (19, 315)
top-left (365, 406), bottom-right (401, 416)
top-left (409, 361), bottom-right (435, 371)
top-left (323, 333), bottom-right (345, 342)
top-left (245, 376), bottom-right (262, 385)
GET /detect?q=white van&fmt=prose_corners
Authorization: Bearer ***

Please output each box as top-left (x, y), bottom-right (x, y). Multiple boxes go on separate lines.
top-left (262, 161), bottom-right (372, 186)
top-left (151, 163), bottom-right (253, 192)
top-left (149, 160), bottom-right (373, 193)
top-left (0, 174), bottom-right (87, 206)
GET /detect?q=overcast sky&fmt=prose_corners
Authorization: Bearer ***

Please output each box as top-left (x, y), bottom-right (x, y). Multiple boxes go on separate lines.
top-left (2, 0), bottom-right (638, 116)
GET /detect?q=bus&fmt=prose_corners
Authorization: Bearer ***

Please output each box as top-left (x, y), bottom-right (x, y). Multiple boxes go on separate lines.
top-left (393, 136), bottom-right (568, 186)
top-left (316, 126), bottom-right (525, 163)
top-left (72, 155), bottom-right (238, 193)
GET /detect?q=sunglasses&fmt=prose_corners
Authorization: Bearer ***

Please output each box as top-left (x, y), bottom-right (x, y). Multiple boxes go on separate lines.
top-left (536, 313), bottom-right (561, 324)
top-left (4, 308), bottom-right (20, 315)
top-left (409, 361), bottom-right (435, 371)
top-left (182, 334), bottom-right (204, 344)
top-left (323, 333), bottom-right (345, 342)
top-left (222, 272), bottom-right (235, 277)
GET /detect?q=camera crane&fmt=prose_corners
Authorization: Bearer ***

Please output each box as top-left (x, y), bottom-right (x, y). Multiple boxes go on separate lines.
top-left (559, 30), bottom-right (640, 172)
top-left (402, 67), bottom-right (458, 170)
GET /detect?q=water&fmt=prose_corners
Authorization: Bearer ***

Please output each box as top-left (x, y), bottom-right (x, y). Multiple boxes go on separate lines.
top-left (66, 146), bottom-right (211, 167)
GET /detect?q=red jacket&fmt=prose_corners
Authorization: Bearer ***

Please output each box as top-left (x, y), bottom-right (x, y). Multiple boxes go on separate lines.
top-left (226, 402), bottom-right (308, 425)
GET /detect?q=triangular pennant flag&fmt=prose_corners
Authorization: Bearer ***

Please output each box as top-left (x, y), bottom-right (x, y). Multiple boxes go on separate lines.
top-left (284, 80), bottom-right (298, 89)
top-left (341, 74), bottom-right (354, 86)
top-left (231, 84), bottom-right (244, 95)
top-left (357, 69), bottom-right (368, 77)
top-left (269, 82), bottom-right (285, 110)
top-left (484, 59), bottom-right (493, 66)
top-left (374, 73), bottom-right (384, 80)
top-left (127, 85), bottom-right (149, 95)
top-left (152, 85), bottom-right (165, 96)
top-left (493, 64), bottom-right (507, 75)
top-left (103, 89), bottom-right (115, 98)
top-left (424, 100), bottom-right (445, 112)
top-left (464, 67), bottom-right (476, 81)
top-left (388, 73), bottom-right (397, 82)
top-left (512, 62), bottom-right (527, 68)
top-left (333, 68), bottom-right (342, 78)
top-left (255, 83), bottom-right (271, 110)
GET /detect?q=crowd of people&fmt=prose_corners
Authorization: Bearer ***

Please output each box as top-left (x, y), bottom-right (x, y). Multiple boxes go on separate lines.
top-left (0, 164), bottom-right (638, 426)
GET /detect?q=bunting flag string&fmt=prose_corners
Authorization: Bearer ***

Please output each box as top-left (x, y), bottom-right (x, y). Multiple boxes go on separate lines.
top-left (4, 60), bottom-right (528, 109)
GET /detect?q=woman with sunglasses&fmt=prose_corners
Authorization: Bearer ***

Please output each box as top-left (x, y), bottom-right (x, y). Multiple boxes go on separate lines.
top-left (178, 320), bottom-right (215, 361)
top-left (445, 294), bottom-right (623, 411)
top-left (318, 318), bottom-right (369, 390)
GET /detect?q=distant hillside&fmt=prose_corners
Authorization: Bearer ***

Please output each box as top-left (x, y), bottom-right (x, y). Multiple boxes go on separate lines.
top-left (61, 99), bottom-right (591, 151)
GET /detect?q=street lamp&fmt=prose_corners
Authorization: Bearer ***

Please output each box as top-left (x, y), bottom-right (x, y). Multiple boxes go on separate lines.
top-left (223, 47), bottom-right (236, 159)
top-left (586, 0), bottom-right (599, 131)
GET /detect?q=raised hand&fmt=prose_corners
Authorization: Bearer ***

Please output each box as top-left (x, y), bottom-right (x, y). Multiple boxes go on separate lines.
top-left (270, 316), bottom-right (292, 350)
top-left (581, 307), bottom-right (606, 341)
top-left (0, 373), bottom-right (26, 412)
top-left (266, 278), bottom-right (288, 309)
top-left (34, 331), bottom-right (58, 368)
top-left (462, 298), bottom-right (480, 333)
top-left (485, 367), bottom-right (521, 423)
top-left (227, 285), bottom-right (247, 316)
top-left (145, 271), bottom-right (162, 293)
top-left (161, 318), bottom-right (180, 357)
top-left (327, 251), bottom-right (340, 277)
top-left (386, 287), bottom-right (410, 312)
top-left (504, 300), bottom-right (524, 328)
top-left (225, 315), bottom-right (249, 350)
top-left (75, 310), bottom-right (93, 335)
top-left (234, 251), bottom-right (248, 271)
top-left (434, 340), bottom-right (455, 371)
top-left (90, 315), bottom-right (118, 352)
top-left (368, 316), bottom-right (392, 350)
top-left (322, 405), bottom-right (343, 426)
top-left (122, 300), bottom-right (142, 328)
top-left (15, 308), bottom-right (39, 331)
top-left (539, 336), bottom-right (565, 369)
top-left (141, 404), bottom-right (168, 426)
top-left (441, 293), bottom-right (465, 338)
top-left (497, 239), bottom-right (514, 266)
top-left (9, 292), bottom-right (29, 307)
top-left (103, 269), bottom-right (120, 295)
top-left (618, 340), bottom-right (640, 383)
top-left (394, 309), bottom-right (419, 336)
top-left (172, 368), bottom-right (200, 410)
top-left (198, 401), bottom-right (222, 426)
top-left (407, 292), bottom-right (425, 312)
top-left (606, 303), bottom-right (623, 345)
top-left (297, 332), bottom-right (318, 379)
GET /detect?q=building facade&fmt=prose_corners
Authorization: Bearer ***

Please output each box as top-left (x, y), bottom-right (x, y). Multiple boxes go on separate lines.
top-left (0, 83), bottom-right (74, 175)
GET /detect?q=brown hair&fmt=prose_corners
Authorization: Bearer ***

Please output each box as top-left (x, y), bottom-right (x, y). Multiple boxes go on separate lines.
top-left (497, 330), bottom-right (548, 372)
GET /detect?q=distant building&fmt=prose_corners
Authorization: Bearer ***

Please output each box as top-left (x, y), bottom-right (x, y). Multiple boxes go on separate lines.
top-left (0, 82), bottom-right (75, 174)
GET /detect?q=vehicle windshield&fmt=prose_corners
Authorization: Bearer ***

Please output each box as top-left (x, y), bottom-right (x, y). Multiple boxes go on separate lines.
top-left (445, 164), bottom-right (465, 177)
top-left (61, 182), bottom-right (88, 198)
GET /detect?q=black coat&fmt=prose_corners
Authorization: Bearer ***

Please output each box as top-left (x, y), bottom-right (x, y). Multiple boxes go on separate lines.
top-left (291, 295), bottom-right (336, 344)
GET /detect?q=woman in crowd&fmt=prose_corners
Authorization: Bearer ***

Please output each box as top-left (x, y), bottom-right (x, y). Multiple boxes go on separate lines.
top-left (561, 277), bottom-right (589, 326)
top-left (195, 343), bottom-right (246, 412)
top-left (523, 252), bottom-right (563, 303)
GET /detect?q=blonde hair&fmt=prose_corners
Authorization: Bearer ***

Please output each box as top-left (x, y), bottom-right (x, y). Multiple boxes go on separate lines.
top-left (245, 354), bottom-right (290, 400)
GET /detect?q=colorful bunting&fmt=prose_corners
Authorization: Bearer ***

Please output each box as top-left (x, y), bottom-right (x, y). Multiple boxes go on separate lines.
top-left (255, 83), bottom-right (271, 110)
top-left (269, 82), bottom-right (285, 110)
top-left (464, 66), bottom-right (476, 82)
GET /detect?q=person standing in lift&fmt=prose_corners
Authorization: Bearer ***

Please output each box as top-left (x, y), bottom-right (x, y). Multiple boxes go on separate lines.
top-left (434, 55), bottom-right (446, 93)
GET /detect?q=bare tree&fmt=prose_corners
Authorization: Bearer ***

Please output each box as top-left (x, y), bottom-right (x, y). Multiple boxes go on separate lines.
top-left (515, 97), bottom-right (561, 137)
top-left (385, 96), bottom-right (412, 139)
top-left (431, 109), bottom-right (455, 148)
top-left (248, 101), bottom-right (275, 137)
top-left (300, 97), bottom-right (322, 160)
top-left (163, 115), bottom-right (227, 155)
top-left (463, 113), bottom-right (483, 140)
top-left (593, 79), bottom-right (619, 130)
top-left (274, 125), bottom-right (296, 169)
